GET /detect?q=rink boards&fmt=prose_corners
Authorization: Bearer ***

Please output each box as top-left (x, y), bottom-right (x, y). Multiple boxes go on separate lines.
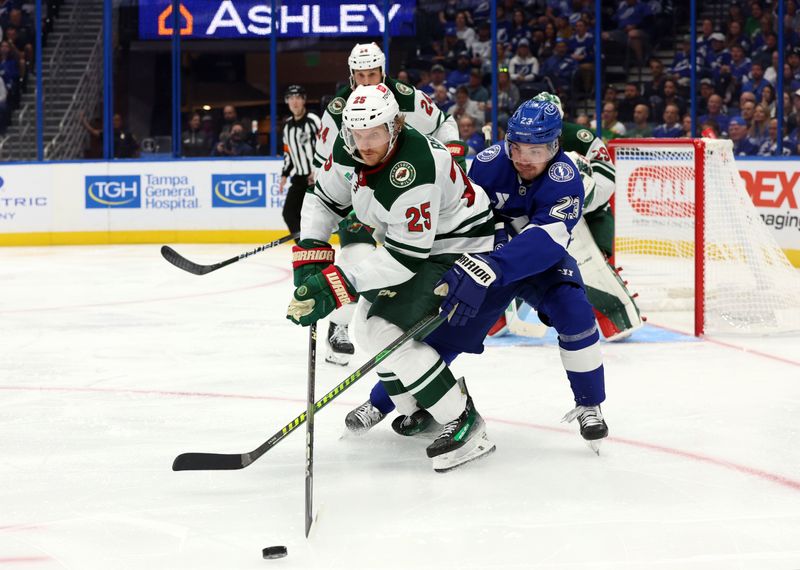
top-left (0, 157), bottom-right (798, 266)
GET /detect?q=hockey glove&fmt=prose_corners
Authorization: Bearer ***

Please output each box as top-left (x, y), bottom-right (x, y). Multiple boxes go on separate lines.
top-left (435, 253), bottom-right (501, 326)
top-left (287, 265), bottom-right (357, 326)
top-left (446, 140), bottom-right (468, 173)
top-left (291, 239), bottom-right (335, 286)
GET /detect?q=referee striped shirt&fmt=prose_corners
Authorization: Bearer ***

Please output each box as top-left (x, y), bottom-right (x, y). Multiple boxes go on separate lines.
top-left (282, 111), bottom-right (321, 178)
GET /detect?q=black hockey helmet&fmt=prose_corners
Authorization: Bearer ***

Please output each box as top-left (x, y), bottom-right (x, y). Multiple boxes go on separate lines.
top-left (284, 84), bottom-right (306, 99)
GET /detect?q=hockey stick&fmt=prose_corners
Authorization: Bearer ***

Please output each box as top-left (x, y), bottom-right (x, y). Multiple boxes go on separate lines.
top-left (172, 308), bottom-right (452, 471)
top-left (305, 324), bottom-right (317, 538)
top-left (160, 232), bottom-right (298, 275)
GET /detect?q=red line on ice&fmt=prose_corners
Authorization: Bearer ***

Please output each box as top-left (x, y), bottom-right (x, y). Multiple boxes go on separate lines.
top-left (2, 384), bottom-right (800, 493)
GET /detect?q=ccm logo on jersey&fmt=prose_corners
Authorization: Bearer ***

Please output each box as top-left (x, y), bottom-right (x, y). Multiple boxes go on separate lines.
top-left (377, 289), bottom-right (397, 297)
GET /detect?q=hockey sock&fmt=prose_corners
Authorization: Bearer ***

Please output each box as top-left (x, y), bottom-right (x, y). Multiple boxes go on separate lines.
top-left (539, 284), bottom-right (606, 406)
top-left (370, 377), bottom-right (396, 414)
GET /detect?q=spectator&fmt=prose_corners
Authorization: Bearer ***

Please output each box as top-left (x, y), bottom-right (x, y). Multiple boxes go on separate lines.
top-left (569, 19), bottom-right (594, 93)
top-left (669, 36), bottom-right (693, 83)
top-left (653, 104), bottom-right (683, 137)
top-left (80, 112), bottom-right (140, 159)
top-left (447, 52), bottom-right (472, 88)
top-left (760, 83), bottom-right (776, 117)
top-left (449, 85), bottom-right (484, 127)
top-left (787, 88), bottom-right (800, 131)
top-left (213, 122), bottom-right (255, 156)
top-left (454, 11), bottom-right (477, 49)
top-left (698, 94), bottom-right (730, 134)
top-left (603, 0), bottom-right (650, 64)
top-left (752, 31), bottom-right (777, 69)
top-left (747, 102), bottom-right (770, 147)
top-left (704, 33), bottom-right (731, 76)
top-left (481, 41), bottom-right (512, 75)
top-left (508, 8), bottom-right (532, 46)
top-left (470, 22), bottom-right (492, 62)
top-left (727, 19), bottom-right (750, 51)
top-left (742, 62), bottom-right (771, 102)
top-left (745, 2), bottom-right (763, 38)
top-left (433, 84), bottom-right (453, 112)
top-left (216, 105), bottom-right (239, 146)
top-left (660, 79), bottom-right (687, 117)
top-left (457, 115), bottom-right (485, 155)
top-left (618, 82), bottom-right (647, 124)
top-left (574, 113), bottom-right (590, 127)
top-left (740, 98), bottom-right (757, 126)
top-left (182, 113), bottom-right (211, 157)
top-left (728, 44), bottom-right (753, 85)
top-left (422, 64), bottom-right (448, 96)
top-left (541, 37), bottom-right (575, 94)
top-left (699, 119), bottom-right (721, 138)
top-left (697, 18), bottom-right (715, 59)
top-left (643, 57), bottom-right (667, 100)
top-left (466, 69), bottom-right (489, 102)
top-left (626, 103), bottom-right (653, 137)
top-left (508, 38), bottom-right (539, 83)
top-left (485, 67), bottom-right (520, 126)
top-left (729, 115), bottom-right (759, 155)
top-left (758, 117), bottom-right (794, 156)
top-left (763, 51), bottom-right (781, 85)
top-left (0, 75), bottom-right (7, 133)
top-left (0, 40), bottom-right (19, 93)
top-left (681, 113), bottom-right (693, 137)
top-left (696, 78), bottom-right (715, 115)
top-left (590, 101), bottom-right (626, 141)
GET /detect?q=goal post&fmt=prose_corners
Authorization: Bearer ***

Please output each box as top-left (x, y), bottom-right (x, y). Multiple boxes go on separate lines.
top-left (608, 137), bottom-right (800, 336)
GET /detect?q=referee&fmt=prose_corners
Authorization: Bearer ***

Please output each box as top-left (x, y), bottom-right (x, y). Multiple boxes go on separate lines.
top-left (280, 84), bottom-right (321, 239)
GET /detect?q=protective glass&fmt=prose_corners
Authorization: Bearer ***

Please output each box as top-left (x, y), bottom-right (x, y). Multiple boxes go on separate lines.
top-left (506, 140), bottom-right (558, 162)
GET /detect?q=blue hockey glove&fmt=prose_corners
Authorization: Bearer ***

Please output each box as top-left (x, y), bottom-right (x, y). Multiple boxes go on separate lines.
top-left (435, 253), bottom-right (502, 326)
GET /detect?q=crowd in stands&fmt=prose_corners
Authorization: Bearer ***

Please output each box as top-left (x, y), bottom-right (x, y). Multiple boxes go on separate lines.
top-left (399, 0), bottom-right (800, 157)
top-left (0, 0), bottom-right (40, 133)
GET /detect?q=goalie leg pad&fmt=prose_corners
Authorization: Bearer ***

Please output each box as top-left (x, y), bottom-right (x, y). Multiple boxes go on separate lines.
top-left (569, 218), bottom-right (643, 341)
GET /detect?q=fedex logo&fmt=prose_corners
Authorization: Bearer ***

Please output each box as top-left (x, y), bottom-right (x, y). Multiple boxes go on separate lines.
top-left (627, 166), bottom-right (694, 218)
top-left (85, 176), bottom-right (141, 208)
top-left (212, 174), bottom-right (266, 207)
top-left (739, 170), bottom-right (800, 208)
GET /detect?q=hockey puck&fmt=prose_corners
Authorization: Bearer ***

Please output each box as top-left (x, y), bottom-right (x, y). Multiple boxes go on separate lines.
top-left (262, 546), bottom-right (288, 559)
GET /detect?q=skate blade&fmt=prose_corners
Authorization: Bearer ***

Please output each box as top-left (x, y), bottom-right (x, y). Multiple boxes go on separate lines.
top-left (585, 438), bottom-right (603, 455)
top-left (432, 435), bottom-right (496, 473)
top-left (324, 353), bottom-right (351, 366)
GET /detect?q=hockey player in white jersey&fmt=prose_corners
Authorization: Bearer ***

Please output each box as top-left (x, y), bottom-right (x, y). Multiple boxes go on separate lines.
top-left (311, 42), bottom-right (461, 366)
top-left (287, 84), bottom-right (497, 472)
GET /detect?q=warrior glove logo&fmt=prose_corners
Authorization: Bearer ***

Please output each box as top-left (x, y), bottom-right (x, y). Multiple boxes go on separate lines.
top-left (456, 254), bottom-right (497, 286)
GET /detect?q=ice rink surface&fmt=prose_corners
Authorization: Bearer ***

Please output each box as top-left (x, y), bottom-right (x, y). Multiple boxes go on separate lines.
top-left (2, 243), bottom-right (800, 570)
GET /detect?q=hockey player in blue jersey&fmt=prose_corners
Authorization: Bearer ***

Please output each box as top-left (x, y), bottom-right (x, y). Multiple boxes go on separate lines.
top-left (345, 98), bottom-right (609, 452)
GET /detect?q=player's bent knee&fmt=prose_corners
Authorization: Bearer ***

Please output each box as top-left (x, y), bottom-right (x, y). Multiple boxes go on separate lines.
top-left (538, 284), bottom-right (596, 336)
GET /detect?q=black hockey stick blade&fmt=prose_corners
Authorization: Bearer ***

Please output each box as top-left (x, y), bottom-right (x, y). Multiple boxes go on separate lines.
top-left (172, 308), bottom-right (452, 471)
top-left (161, 233), bottom-right (298, 276)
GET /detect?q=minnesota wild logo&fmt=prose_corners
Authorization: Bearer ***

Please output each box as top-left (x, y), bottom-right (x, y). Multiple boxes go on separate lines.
top-left (577, 129), bottom-right (593, 142)
top-left (328, 97), bottom-right (345, 115)
top-left (395, 82), bottom-right (413, 96)
top-left (390, 161), bottom-right (416, 188)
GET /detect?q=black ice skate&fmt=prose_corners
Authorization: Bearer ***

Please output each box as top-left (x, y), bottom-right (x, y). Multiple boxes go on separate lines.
top-left (326, 322), bottom-right (354, 366)
top-left (344, 400), bottom-right (387, 435)
top-left (561, 405), bottom-right (609, 455)
top-left (391, 408), bottom-right (436, 437)
top-left (425, 397), bottom-right (496, 473)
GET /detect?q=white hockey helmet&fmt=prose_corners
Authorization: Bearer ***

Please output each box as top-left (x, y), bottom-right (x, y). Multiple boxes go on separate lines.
top-left (341, 83), bottom-right (401, 164)
top-left (348, 42), bottom-right (386, 87)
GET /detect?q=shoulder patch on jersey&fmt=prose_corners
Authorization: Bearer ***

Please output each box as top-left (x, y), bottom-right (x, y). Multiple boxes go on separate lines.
top-left (577, 129), bottom-right (594, 143)
top-left (548, 161), bottom-right (576, 182)
top-left (476, 144), bottom-right (501, 162)
top-left (390, 161), bottom-right (417, 188)
top-left (395, 81), bottom-right (413, 96)
top-left (328, 97), bottom-right (346, 115)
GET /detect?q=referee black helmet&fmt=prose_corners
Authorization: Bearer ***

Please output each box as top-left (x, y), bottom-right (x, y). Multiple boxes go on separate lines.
top-left (285, 85), bottom-right (307, 99)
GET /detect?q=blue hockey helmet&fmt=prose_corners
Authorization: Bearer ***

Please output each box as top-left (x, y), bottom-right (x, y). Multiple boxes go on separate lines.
top-left (505, 98), bottom-right (562, 161)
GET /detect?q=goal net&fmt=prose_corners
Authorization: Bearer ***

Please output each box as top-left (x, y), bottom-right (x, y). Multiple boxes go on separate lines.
top-left (609, 137), bottom-right (800, 336)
